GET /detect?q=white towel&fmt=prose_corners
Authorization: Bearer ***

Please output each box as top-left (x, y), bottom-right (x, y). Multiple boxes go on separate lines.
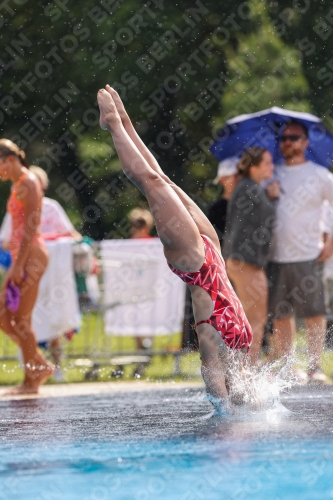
top-left (100, 239), bottom-right (186, 336)
top-left (33, 238), bottom-right (80, 343)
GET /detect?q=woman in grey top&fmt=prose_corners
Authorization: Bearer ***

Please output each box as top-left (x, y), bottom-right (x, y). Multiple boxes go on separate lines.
top-left (224, 147), bottom-right (277, 365)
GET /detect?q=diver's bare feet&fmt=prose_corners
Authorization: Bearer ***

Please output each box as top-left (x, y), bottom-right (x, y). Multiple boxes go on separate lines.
top-left (97, 88), bottom-right (121, 131)
top-left (2, 361), bottom-right (55, 396)
top-left (105, 85), bottom-right (129, 125)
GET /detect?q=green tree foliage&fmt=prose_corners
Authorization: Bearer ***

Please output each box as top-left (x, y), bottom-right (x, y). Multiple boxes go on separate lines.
top-left (266, 0), bottom-right (333, 127)
top-left (0, 1), bottom-right (311, 238)
top-left (0, 0), bottom-right (261, 238)
top-left (221, 1), bottom-right (310, 123)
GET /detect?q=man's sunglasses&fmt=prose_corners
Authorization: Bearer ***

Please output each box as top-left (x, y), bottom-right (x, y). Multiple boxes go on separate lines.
top-left (279, 134), bottom-right (306, 142)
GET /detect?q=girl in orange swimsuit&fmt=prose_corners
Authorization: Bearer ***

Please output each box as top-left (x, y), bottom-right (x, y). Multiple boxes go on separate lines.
top-left (97, 86), bottom-right (253, 411)
top-left (7, 172), bottom-right (46, 260)
top-left (0, 139), bottom-right (54, 395)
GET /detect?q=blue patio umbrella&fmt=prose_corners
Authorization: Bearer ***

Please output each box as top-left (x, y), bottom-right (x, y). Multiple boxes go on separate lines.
top-left (210, 106), bottom-right (333, 168)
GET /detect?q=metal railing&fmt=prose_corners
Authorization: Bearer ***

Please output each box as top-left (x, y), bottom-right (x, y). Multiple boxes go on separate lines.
top-left (0, 245), bottom-right (189, 381)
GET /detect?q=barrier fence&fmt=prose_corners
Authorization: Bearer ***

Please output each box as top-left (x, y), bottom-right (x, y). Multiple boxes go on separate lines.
top-left (1, 238), bottom-right (328, 383)
top-left (0, 239), bottom-right (196, 381)
top-left (64, 312), bottom-right (185, 380)
top-left (0, 315), bottom-right (185, 381)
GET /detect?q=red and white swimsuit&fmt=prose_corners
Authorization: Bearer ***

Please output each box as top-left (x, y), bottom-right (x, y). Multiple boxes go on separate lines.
top-left (168, 234), bottom-right (252, 351)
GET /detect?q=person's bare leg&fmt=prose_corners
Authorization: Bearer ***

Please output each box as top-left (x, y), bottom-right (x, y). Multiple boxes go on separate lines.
top-left (226, 260), bottom-right (268, 365)
top-left (49, 337), bottom-right (62, 367)
top-left (305, 315), bottom-right (326, 370)
top-left (197, 326), bottom-right (229, 401)
top-left (0, 273), bottom-right (36, 351)
top-left (98, 88), bottom-right (204, 272)
top-left (1, 246), bottom-right (54, 395)
top-left (265, 330), bottom-right (279, 363)
top-left (188, 284), bottom-right (231, 403)
top-left (0, 298), bottom-right (20, 346)
top-left (272, 316), bottom-right (296, 359)
top-left (105, 85), bottom-right (221, 251)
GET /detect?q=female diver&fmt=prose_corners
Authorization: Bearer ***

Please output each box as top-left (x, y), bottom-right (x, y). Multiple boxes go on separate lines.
top-left (97, 86), bottom-right (253, 410)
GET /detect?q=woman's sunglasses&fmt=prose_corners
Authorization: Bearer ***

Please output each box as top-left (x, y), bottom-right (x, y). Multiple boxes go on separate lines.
top-left (279, 134), bottom-right (306, 142)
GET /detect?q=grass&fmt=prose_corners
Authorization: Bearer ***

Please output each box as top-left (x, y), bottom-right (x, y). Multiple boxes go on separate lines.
top-left (1, 315), bottom-right (333, 386)
top-left (0, 313), bottom-right (202, 386)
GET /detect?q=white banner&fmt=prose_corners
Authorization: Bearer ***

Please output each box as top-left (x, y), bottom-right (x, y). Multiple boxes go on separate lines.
top-left (33, 238), bottom-right (80, 343)
top-left (100, 239), bottom-right (186, 336)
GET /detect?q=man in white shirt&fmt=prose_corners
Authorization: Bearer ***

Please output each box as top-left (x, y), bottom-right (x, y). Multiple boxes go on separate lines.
top-left (267, 121), bottom-right (333, 383)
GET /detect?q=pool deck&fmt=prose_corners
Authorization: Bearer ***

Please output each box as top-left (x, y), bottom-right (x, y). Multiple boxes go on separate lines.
top-left (0, 380), bottom-right (205, 400)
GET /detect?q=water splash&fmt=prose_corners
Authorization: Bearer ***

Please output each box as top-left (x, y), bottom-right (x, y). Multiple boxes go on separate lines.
top-left (208, 353), bottom-right (299, 417)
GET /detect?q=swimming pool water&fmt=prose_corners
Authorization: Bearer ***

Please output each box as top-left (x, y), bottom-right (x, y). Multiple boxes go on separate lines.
top-left (1, 386), bottom-right (333, 499)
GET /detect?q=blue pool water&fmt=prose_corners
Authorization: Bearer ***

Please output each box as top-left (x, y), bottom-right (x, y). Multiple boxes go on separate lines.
top-left (1, 386), bottom-right (333, 499)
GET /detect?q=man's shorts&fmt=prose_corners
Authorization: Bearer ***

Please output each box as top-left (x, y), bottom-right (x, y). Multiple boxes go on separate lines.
top-left (267, 260), bottom-right (328, 320)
